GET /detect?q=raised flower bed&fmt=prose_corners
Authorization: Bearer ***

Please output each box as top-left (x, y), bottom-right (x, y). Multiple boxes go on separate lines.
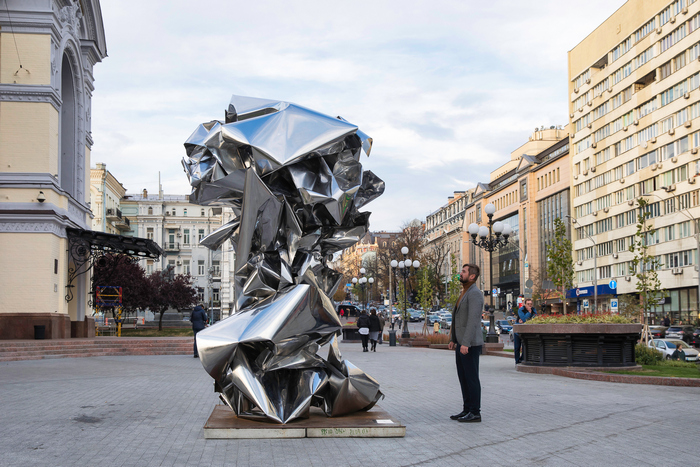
top-left (513, 314), bottom-right (642, 367)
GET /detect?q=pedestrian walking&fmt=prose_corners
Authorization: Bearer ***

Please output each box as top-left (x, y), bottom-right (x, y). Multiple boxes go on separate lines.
top-left (377, 312), bottom-right (385, 345)
top-left (449, 263), bottom-right (484, 423)
top-left (357, 310), bottom-right (371, 352)
top-left (514, 299), bottom-right (537, 364)
top-left (190, 304), bottom-right (208, 358)
top-left (368, 309), bottom-right (381, 352)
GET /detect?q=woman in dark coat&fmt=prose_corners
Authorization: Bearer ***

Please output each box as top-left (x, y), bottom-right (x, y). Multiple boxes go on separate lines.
top-left (368, 309), bottom-right (381, 352)
top-left (357, 310), bottom-right (371, 352)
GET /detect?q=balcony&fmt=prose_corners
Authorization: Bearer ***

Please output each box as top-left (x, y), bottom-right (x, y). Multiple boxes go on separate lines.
top-left (164, 242), bottom-right (180, 252)
top-left (106, 208), bottom-right (123, 221)
top-left (115, 216), bottom-right (130, 231)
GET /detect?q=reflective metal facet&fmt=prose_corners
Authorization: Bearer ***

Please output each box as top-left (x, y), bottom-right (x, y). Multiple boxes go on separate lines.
top-left (183, 96), bottom-right (384, 423)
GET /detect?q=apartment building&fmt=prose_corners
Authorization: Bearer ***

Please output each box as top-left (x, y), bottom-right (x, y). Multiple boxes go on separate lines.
top-left (569, 0), bottom-right (700, 322)
top-left (120, 190), bottom-right (224, 318)
top-left (90, 163), bottom-right (129, 234)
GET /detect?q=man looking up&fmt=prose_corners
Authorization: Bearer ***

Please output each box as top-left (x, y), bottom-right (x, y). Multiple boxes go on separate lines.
top-left (514, 298), bottom-right (537, 364)
top-left (448, 264), bottom-right (484, 423)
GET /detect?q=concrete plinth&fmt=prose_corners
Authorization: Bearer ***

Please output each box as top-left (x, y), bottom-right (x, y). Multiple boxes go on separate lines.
top-left (203, 405), bottom-right (406, 439)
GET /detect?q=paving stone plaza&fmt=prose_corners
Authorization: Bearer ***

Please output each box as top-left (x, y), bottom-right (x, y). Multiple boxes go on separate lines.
top-left (1, 343), bottom-right (697, 467)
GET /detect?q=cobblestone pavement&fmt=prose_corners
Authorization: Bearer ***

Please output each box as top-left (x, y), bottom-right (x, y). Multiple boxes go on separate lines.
top-left (0, 342), bottom-right (696, 467)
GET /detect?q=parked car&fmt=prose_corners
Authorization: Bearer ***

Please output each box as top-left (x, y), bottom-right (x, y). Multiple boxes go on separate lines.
top-left (427, 314), bottom-right (442, 325)
top-left (495, 319), bottom-right (513, 334)
top-left (440, 315), bottom-right (452, 329)
top-left (665, 325), bottom-right (694, 343)
top-left (690, 328), bottom-right (700, 348)
top-left (409, 310), bottom-right (423, 322)
top-left (648, 326), bottom-right (667, 339)
top-left (648, 339), bottom-right (699, 361)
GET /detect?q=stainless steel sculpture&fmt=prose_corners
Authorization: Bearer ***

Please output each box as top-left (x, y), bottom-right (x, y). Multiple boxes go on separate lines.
top-left (182, 95), bottom-right (385, 424)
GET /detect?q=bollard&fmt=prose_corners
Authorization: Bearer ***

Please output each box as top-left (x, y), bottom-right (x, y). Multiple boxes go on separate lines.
top-left (389, 330), bottom-right (397, 347)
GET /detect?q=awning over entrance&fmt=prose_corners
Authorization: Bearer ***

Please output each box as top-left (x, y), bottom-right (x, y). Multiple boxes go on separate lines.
top-left (66, 228), bottom-right (164, 301)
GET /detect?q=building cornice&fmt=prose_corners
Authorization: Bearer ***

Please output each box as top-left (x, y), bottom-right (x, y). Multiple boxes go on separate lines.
top-left (0, 84), bottom-right (62, 111)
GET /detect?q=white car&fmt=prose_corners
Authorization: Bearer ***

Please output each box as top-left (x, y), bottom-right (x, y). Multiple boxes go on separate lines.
top-left (648, 339), bottom-right (699, 361)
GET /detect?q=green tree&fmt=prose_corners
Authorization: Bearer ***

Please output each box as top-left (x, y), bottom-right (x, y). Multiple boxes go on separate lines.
top-left (444, 253), bottom-right (462, 310)
top-left (417, 266), bottom-right (434, 334)
top-left (546, 217), bottom-right (574, 314)
top-left (629, 198), bottom-right (666, 342)
top-left (617, 293), bottom-right (641, 321)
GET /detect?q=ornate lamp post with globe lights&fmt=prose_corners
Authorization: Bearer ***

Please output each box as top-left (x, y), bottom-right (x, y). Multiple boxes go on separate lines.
top-left (468, 203), bottom-right (512, 344)
top-left (391, 246), bottom-right (420, 338)
top-left (352, 268), bottom-right (374, 314)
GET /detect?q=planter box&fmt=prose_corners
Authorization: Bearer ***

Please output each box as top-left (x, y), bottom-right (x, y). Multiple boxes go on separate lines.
top-left (512, 323), bottom-right (643, 368)
top-left (341, 326), bottom-right (361, 342)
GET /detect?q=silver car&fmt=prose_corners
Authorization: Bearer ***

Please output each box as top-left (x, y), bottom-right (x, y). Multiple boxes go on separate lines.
top-left (648, 339), bottom-right (699, 361)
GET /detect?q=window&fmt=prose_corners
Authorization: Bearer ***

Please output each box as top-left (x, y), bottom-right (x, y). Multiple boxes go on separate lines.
top-left (198, 260), bottom-right (205, 276)
top-left (673, 52), bottom-right (686, 72)
top-left (183, 260), bottom-right (190, 274)
top-left (520, 180), bottom-right (527, 200)
top-left (634, 47), bottom-right (654, 69)
top-left (168, 259), bottom-right (176, 269)
top-left (197, 287), bottom-right (204, 302)
top-left (598, 241), bottom-right (613, 257)
top-left (665, 225), bottom-right (676, 242)
top-left (661, 79), bottom-right (688, 106)
top-left (183, 229), bottom-right (190, 245)
top-left (612, 37), bottom-right (631, 62)
top-left (183, 208), bottom-right (188, 217)
top-left (666, 250), bottom-right (695, 268)
top-left (201, 209), bottom-right (205, 217)
top-left (660, 6), bottom-right (671, 26)
top-left (213, 289), bottom-right (220, 302)
top-left (593, 101), bottom-right (609, 120)
top-left (636, 98), bottom-right (657, 120)
top-left (146, 261), bottom-right (153, 275)
top-left (680, 221), bottom-right (692, 238)
top-left (615, 238), bottom-right (626, 253)
top-left (659, 61), bottom-right (671, 81)
top-left (597, 218), bottom-right (613, 234)
top-left (660, 23), bottom-right (687, 53)
top-left (212, 260), bottom-right (220, 277)
top-left (615, 213), bottom-right (626, 228)
top-left (198, 229), bottom-right (205, 241)
top-left (626, 210), bottom-right (636, 226)
top-left (147, 206), bottom-right (153, 215)
top-left (575, 113), bottom-right (591, 132)
top-left (171, 208), bottom-right (176, 216)
top-left (634, 18), bottom-right (655, 42)
top-left (147, 227), bottom-right (154, 240)
top-left (614, 262), bottom-right (627, 277)
top-left (598, 265), bottom-right (612, 279)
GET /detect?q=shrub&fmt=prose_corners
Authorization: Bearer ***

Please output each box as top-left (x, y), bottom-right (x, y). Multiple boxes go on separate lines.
top-left (635, 343), bottom-right (663, 365)
top-left (529, 313), bottom-right (633, 324)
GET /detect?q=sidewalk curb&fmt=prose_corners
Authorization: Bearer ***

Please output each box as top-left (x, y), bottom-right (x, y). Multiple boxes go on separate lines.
top-left (516, 365), bottom-right (700, 387)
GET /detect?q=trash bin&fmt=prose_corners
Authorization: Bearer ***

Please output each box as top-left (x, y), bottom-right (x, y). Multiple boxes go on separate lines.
top-left (34, 325), bottom-right (46, 340)
top-left (388, 330), bottom-right (396, 347)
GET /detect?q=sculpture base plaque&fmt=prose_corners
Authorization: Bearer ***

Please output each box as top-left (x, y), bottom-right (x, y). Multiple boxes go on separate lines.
top-left (203, 405), bottom-right (405, 439)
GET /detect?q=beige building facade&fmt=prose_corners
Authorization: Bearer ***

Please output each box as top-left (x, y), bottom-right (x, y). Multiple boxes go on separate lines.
top-left (569, 0), bottom-right (700, 321)
top-left (90, 163), bottom-right (128, 234)
top-left (0, 1), bottom-right (107, 338)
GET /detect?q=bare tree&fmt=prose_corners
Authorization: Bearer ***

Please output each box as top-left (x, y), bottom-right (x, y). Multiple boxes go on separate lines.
top-left (421, 242), bottom-right (450, 304)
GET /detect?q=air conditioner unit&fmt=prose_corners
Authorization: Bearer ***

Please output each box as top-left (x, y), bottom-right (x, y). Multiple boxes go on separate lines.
top-left (588, 101), bottom-right (593, 107)
top-left (670, 16), bottom-right (676, 23)
top-left (650, 137), bottom-right (656, 143)
top-left (164, 212), bottom-right (170, 216)
top-left (628, 200), bottom-right (635, 206)
top-left (671, 156), bottom-right (678, 163)
top-left (651, 164), bottom-right (657, 171)
top-left (590, 166), bottom-right (596, 172)
top-left (577, 261), bottom-right (583, 266)
top-left (620, 178), bottom-right (625, 184)
top-left (657, 163), bottom-right (663, 170)
top-left (608, 87), bottom-right (614, 93)
top-left (570, 113), bottom-right (575, 119)
top-left (583, 170), bottom-right (589, 176)
top-left (625, 276), bottom-right (631, 281)
top-left (665, 184), bottom-right (676, 193)
top-left (623, 126), bottom-right (628, 132)
top-left (592, 211), bottom-right (598, 216)
top-left (684, 92), bottom-right (690, 99)
top-left (176, 232), bottom-right (182, 237)
top-left (587, 123), bottom-right (593, 129)
top-left (692, 148), bottom-right (699, 154)
top-left (642, 142), bottom-right (649, 149)
top-left (669, 128), bottom-right (675, 135)
top-left (682, 6), bottom-right (688, 14)
top-left (586, 78), bottom-right (591, 84)
top-left (633, 119), bottom-right (639, 126)
top-left (613, 253), bottom-right (618, 259)
top-left (574, 88), bottom-right (579, 94)
top-left (176, 261), bottom-right (182, 266)
top-left (573, 174), bottom-right (578, 180)
top-left (689, 177), bottom-right (697, 184)
top-left (685, 120), bottom-right (692, 128)
top-left (591, 142), bottom-right (597, 148)
top-left (672, 268), bottom-right (683, 275)
top-left (656, 27), bottom-right (662, 34)
top-left (603, 207), bottom-right (609, 213)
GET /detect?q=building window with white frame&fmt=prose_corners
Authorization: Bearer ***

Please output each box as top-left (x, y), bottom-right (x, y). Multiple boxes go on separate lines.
top-left (198, 260), bottom-right (205, 276)
top-left (183, 260), bottom-right (190, 275)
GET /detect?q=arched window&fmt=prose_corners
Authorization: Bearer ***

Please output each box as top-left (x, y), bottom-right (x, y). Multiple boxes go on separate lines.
top-left (148, 206), bottom-right (153, 215)
top-left (60, 54), bottom-right (76, 197)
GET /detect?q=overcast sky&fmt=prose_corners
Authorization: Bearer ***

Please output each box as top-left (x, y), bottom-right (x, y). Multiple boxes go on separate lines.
top-left (92, 0), bottom-right (626, 231)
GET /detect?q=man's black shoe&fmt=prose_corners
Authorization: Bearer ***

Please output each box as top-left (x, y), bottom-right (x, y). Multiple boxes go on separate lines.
top-left (457, 412), bottom-right (481, 423)
top-left (450, 410), bottom-right (468, 420)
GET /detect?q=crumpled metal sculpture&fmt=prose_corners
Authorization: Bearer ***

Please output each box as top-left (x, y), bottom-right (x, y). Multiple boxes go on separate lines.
top-left (182, 95), bottom-right (384, 424)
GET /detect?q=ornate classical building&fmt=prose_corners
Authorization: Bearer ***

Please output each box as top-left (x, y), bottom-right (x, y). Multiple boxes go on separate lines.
top-left (0, 1), bottom-right (107, 338)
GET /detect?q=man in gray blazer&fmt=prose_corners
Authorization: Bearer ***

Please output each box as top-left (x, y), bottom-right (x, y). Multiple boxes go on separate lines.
top-left (448, 263), bottom-right (484, 423)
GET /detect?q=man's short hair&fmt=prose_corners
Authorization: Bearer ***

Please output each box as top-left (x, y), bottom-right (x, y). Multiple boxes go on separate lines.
top-left (462, 263), bottom-right (480, 281)
top-left (525, 298), bottom-right (533, 304)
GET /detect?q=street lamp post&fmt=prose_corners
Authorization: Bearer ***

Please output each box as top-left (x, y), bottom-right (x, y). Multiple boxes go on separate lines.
top-left (566, 215), bottom-right (596, 313)
top-left (391, 246), bottom-right (420, 339)
top-left (352, 267), bottom-right (368, 313)
top-left (468, 203), bottom-right (512, 344)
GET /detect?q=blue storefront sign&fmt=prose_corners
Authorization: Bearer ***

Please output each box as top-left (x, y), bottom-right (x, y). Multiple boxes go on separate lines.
top-left (566, 284), bottom-right (618, 299)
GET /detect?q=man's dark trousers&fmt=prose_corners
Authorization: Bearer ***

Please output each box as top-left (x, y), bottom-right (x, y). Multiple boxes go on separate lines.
top-left (514, 333), bottom-right (522, 363)
top-left (455, 345), bottom-right (482, 416)
top-left (193, 327), bottom-right (204, 356)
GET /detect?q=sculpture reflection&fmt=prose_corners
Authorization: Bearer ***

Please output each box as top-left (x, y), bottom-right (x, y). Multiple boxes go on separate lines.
top-left (182, 96), bottom-right (385, 423)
